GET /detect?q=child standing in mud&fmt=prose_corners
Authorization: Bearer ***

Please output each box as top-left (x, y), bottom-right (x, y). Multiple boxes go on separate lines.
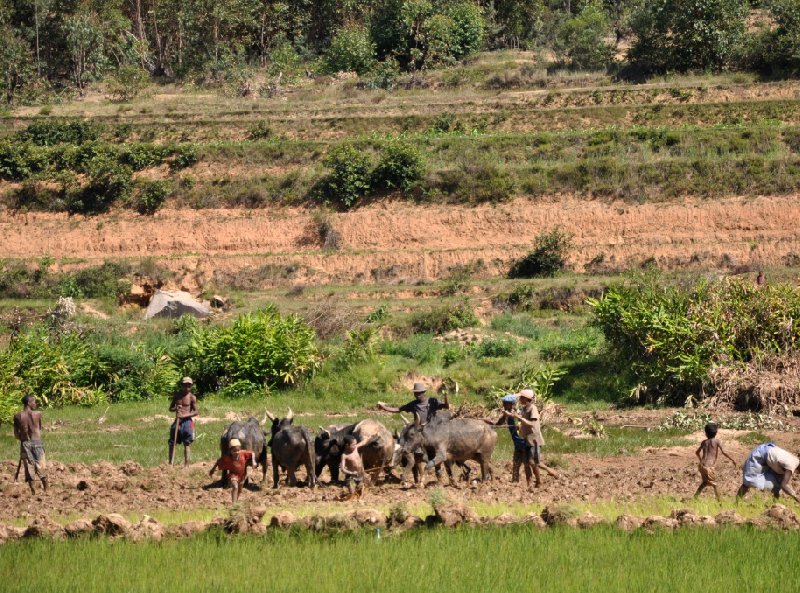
top-left (694, 423), bottom-right (737, 501)
top-left (209, 439), bottom-right (253, 504)
top-left (340, 435), bottom-right (369, 500)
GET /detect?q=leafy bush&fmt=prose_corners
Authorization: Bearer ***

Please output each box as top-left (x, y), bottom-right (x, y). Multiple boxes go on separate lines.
top-left (135, 180), bottom-right (171, 215)
top-left (475, 337), bottom-right (517, 358)
top-left (120, 143), bottom-right (168, 171)
top-left (381, 334), bottom-right (440, 364)
top-left (0, 141), bottom-right (49, 181)
top-left (68, 155), bottom-right (133, 214)
top-left (508, 228), bottom-right (573, 278)
top-left (169, 144), bottom-right (199, 170)
top-left (447, 1), bottom-right (486, 59)
top-left (556, 2), bottom-right (615, 71)
top-left (373, 142), bottom-right (425, 192)
top-left (627, 0), bottom-right (749, 74)
top-left (61, 262), bottom-right (132, 298)
top-left (181, 306), bottom-right (319, 393)
top-left (16, 119), bottom-right (103, 146)
top-left (106, 65), bottom-right (149, 102)
top-left (324, 26), bottom-right (376, 75)
top-left (0, 326), bottom-right (108, 423)
top-left (590, 272), bottom-right (800, 403)
top-left (248, 121), bottom-right (273, 140)
top-left (410, 301), bottom-right (478, 334)
top-left (320, 143), bottom-right (372, 209)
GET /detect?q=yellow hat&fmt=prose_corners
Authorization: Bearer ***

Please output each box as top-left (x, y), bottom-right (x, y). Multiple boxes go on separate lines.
top-left (229, 439), bottom-right (242, 448)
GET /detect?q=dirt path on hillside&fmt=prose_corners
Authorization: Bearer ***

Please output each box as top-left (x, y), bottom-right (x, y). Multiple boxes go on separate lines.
top-left (3, 430), bottom-right (799, 523)
top-left (2, 196), bottom-right (800, 285)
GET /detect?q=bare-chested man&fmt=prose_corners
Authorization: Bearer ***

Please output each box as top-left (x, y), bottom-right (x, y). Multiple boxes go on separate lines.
top-left (13, 395), bottom-right (48, 494)
top-left (168, 377), bottom-right (198, 466)
top-left (694, 423), bottom-right (737, 501)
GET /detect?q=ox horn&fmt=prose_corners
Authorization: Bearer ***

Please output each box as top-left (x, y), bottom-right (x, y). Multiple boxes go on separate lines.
top-left (454, 381), bottom-right (459, 394)
top-left (260, 409), bottom-right (269, 425)
top-left (286, 407), bottom-right (294, 421)
top-left (400, 414), bottom-right (411, 426)
top-left (318, 425), bottom-right (327, 435)
top-left (264, 409), bottom-right (275, 422)
top-left (413, 412), bottom-right (421, 428)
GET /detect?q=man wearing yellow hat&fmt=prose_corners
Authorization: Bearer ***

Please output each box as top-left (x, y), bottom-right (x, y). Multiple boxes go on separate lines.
top-left (510, 388), bottom-right (557, 490)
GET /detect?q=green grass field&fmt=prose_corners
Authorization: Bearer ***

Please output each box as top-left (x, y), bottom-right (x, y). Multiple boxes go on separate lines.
top-left (2, 526), bottom-right (798, 593)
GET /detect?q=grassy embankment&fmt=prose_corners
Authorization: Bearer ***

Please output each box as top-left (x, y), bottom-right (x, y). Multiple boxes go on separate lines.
top-left (2, 526), bottom-right (799, 593)
top-left (4, 53), bottom-right (800, 210)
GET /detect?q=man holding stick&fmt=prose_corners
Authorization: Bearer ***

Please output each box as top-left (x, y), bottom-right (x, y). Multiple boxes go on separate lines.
top-left (14, 395), bottom-right (48, 494)
top-left (168, 377), bottom-right (198, 466)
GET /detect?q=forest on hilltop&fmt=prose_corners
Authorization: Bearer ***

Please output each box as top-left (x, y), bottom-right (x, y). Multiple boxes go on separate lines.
top-left (1, 0), bottom-right (799, 104)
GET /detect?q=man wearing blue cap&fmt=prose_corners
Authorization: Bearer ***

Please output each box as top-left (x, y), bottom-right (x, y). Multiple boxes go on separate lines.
top-left (484, 394), bottom-right (525, 482)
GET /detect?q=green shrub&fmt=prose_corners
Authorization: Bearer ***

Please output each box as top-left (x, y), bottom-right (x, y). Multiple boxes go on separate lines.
top-left (0, 141), bottom-right (49, 181)
top-left (0, 326), bottom-right (108, 423)
top-left (324, 26), bottom-right (376, 75)
top-left (490, 312), bottom-right (541, 338)
top-left (590, 272), bottom-right (800, 403)
top-left (181, 306), bottom-right (319, 393)
top-left (381, 334), bottom-right (440, 363)
top-left (410, 301), bottom-right (478, 334)
top-left (373, 142), bottom-right (425, 192)
top-left (68, 155), bottom-right (133, 214)
top-left (120, 143), bottom-right (168, 171)
top-left (475, 337), bottom-right (517, 358)
top-left (248, 121), bottom-right (274, 140)
top-left (509, 228), bottom-right (573, 278)
top-left (62, 262), bottom-right (132, 298)
top-left (106, 65), bottom-right (149, 102)
top-left (169, 144), bottom-right (199, 170)
top-left (556, 2), bottom-right (615, 71)
top-left (446, 1), bottom-right (485, 59)
top-left (16, 119), bottom-right (103, 146)
top-left (320, 143), bottom-right (372, 209)
top-left (135, 180), bottom-right (171, 215)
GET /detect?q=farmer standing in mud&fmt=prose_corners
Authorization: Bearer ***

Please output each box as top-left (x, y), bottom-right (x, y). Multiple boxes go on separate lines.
top-left (510, 389), bottom-right (558, 491)
top-left (168, 377), bottom-right (198, 466)
top-left (377, 382), bottom-right (449, 423)
top-left (737, 442), bottom-right (800, 504)
top-left (14, 395), bottom-right (48, 494)
top-left (484, 394), bottom-right (526, 482)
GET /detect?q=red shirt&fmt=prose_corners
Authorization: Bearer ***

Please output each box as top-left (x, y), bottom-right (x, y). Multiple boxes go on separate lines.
top-left (216, 450), bottom-right (253, 482)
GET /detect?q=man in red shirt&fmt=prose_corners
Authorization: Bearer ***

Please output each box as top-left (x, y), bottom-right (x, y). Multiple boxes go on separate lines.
top-left (209, 439), bottom-right (253, 503)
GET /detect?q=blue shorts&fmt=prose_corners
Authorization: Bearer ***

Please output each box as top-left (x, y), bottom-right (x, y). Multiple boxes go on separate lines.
top-left (168, 418), bottom-right (195, 446)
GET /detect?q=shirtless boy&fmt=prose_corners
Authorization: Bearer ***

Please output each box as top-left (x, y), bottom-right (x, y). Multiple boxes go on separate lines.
top-left (340, 435), bottom-right (369, 499)
top-left (13, 395), bottom-right (48, 494)
top-left (209, 439), bottom-right (253, 503)
top-left (694, 423), bottom-right (737, 501)
top-left (168, 377), bottom-right (198, 466)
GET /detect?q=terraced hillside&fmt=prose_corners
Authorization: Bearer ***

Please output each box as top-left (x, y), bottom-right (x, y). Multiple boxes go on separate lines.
top-left (3, 52), bottom-right (800, 284)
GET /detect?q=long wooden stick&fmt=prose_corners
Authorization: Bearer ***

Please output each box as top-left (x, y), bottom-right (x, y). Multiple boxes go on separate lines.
top-left (169, 410), bottom-right (180, 465)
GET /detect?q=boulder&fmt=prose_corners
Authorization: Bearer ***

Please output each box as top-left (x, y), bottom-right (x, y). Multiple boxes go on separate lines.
top-left (93, 513), bottom-right (132, 537)
top-left (764, 504), bottom-right (800, 530)
top-left (615, 515), bottom-right (644, 532)
top-left (541, 505), bottom-right (579, 527)
top-left (521, 513), bottom-right (548, 529)
top-left (64, 519), bottom-right (94, 538)
top-left (432, 503), bottom-right (478, 527)
top-left (576, 511), bottom-right (604, 529)
top-left (128, 516), bottom-right (164, 542)
top-left (144, 290), bottom-right (211, 320)
top-left (642, 515), bottom-right (678, 530)
top-left (168, 521), bottom-right (209, 538)
top-left (119, 461), bottom-right (143, 477)
top-left (352, 509), bottom-right (386, 527)
top-left (269, 512), bottom-right (297, 529)
top-left (0, 524), bottom-right (25, 543)
top-left (493, 513), bottom-right (520, 526)
top-left (23, 517), bottom-right (64, 539)
top-left (714, 510), bottom-right (745, 526)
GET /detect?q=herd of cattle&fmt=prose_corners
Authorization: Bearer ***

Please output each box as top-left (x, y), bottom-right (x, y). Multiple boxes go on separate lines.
top-left (219, 408), bottom-right (498, 488)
